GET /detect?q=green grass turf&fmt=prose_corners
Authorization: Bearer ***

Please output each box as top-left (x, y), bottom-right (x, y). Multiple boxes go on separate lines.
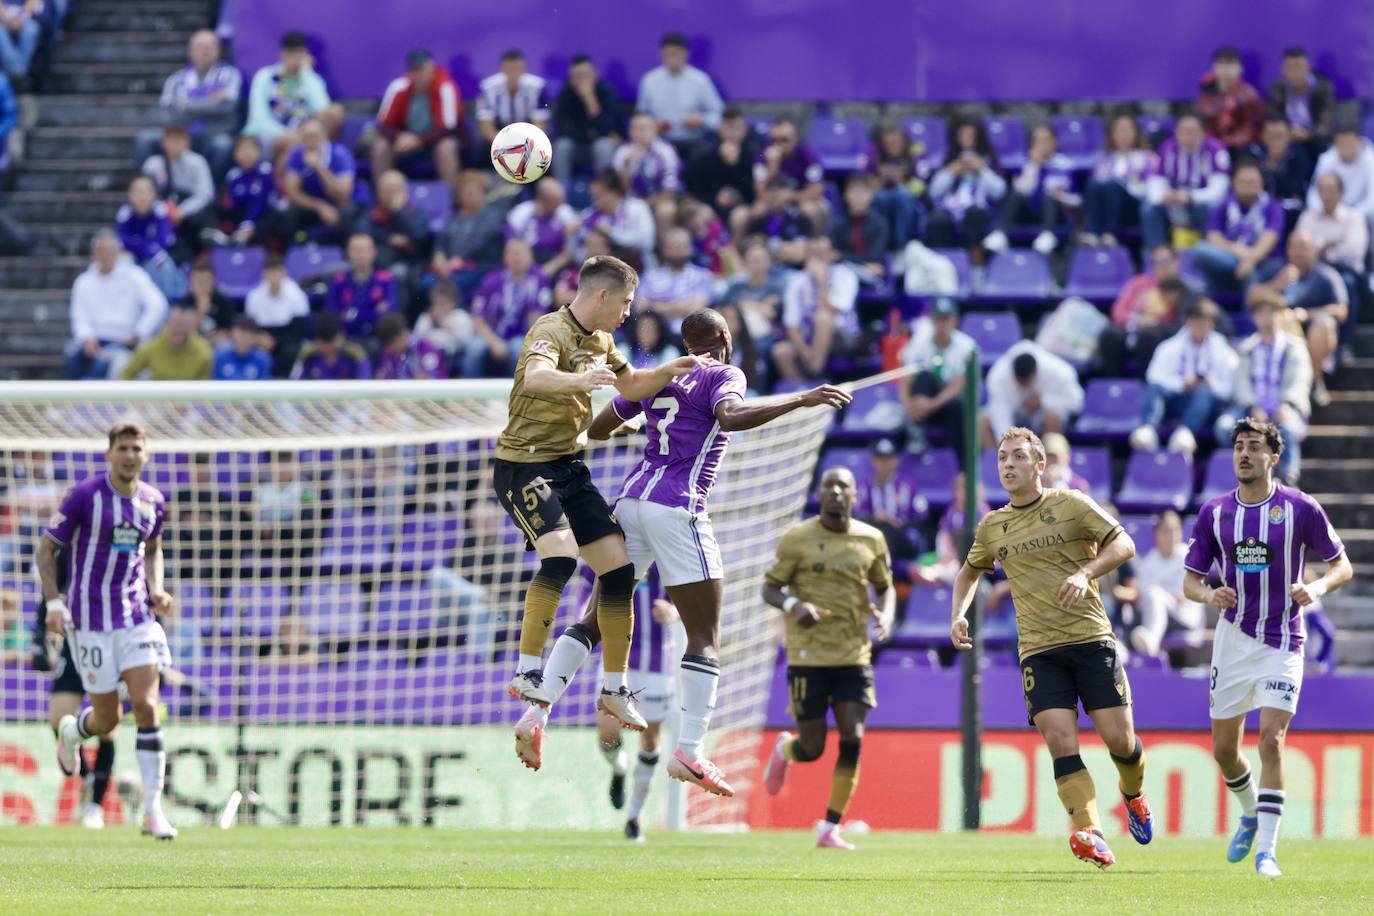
top-left (1, 828), bottom-right (1372, 914)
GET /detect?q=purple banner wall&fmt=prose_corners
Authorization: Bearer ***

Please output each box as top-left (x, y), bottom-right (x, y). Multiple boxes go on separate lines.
top-left (231, 0), bottom-right (1373, 102)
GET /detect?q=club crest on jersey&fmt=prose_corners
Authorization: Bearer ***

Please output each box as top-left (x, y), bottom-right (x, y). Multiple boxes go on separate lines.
top-left (1232, 536), bottom-right (1272, 572)
top-left (1039, 507), bottom-right (1057, 525)
top-left (1269, 504), bottom-right (1286, 525)
top-left (569, 348), bottom-right (605, 372)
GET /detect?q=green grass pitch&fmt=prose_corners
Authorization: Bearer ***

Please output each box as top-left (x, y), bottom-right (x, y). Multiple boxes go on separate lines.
top-left (2, 828), bottom-right (1372, 913)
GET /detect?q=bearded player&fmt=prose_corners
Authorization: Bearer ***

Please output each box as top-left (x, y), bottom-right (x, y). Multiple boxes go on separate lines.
top-left (951, 427), bottom-right (1148, 868)
top-left (1183, 417), bottom-right (1352, 877)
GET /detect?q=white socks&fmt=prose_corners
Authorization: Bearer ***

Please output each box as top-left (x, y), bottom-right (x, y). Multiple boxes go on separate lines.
top-left (1256, 788), bottom-right (1285, 856)
top-left (677, 655), bottom-right (720, 759)
top-left (517, 653), bottom-right (542, 675)
top-left (603, 671), bottom-right (626, 691)
top-left (627, 751), bottom-right (657, 820)
top-left (1225, 765), bottom-right (1259, 819)
top-left (135, 727), bottom-right (166, 812)
top-left (544, 630), bottom-right (593, 704)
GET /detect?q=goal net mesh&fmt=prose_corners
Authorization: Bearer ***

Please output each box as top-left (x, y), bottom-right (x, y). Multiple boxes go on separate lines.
top-left (0, 381), bottom-right (833, 829)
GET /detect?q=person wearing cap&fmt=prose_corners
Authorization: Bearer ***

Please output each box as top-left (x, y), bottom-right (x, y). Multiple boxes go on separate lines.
top-left (374, 49), bottom-right (464, 204)
top-left (1131, 298), bottom-right (1238, 456)
top-left (981, 340), bottom-right (1083, 447)
top-left (900, 296), bottom-right (976, 458)
top-left (854, 438), bottom-right (928, 582)
top-left (121, 301), bottom-right (213, 381)
top-left (244, 31), bottom-right (339, 165)
top-left (212, 314), bottom-right (273, 381)
top-left (1041, 432), bottom-right (1092, 493)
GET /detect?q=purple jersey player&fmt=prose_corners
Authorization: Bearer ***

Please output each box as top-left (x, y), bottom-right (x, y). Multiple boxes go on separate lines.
top-left (527, 307), bottom-right (851, 817)
top-left (37, 423), bottom-right (179, 839)
top-left (1182, 417), bottom-right (1352, 877)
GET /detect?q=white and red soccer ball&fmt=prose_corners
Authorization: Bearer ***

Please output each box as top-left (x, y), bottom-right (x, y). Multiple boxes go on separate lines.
top-left (490, 122), bottom-right (553, 184)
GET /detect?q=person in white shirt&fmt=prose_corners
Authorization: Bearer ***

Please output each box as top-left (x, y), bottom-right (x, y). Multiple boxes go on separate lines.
top-left (475, 48), bottom-right (549, 146)
top-left (900, 296), bottom-right (976, 456)
top-left (772, 235), bottom-right (859, 379)
top-left (1305, 125), bottom-right (1374, 221)
top-left (1125, 511), bottom-right (1205, 657)
top-left (244, 253), bottom-right (311, 375)
top-left (635, 32), bottom-right (723, 153)
top-left (577, 168), bottom-right (656, 268)
top-left (1131, 298), bottom-right (1238, 456)
top-left (412, 277), bottom-right (473, 359)
top-left (64, 230), bottom-right (169, 379)
top-left (980, 339), bottom-right (1084, 445)
top-left (636, 228), bottom-right (713, 333)
top-left (1295, 171), bottom-right (1369, 273)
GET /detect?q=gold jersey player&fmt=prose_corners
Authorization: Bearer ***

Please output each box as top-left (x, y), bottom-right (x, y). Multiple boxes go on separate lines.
top-left (493, 255), bottom-right (698, 739)
top-left (951, 427), bottom-right (1150, 869)
top-left (760, 467), bottom-right (897, 850)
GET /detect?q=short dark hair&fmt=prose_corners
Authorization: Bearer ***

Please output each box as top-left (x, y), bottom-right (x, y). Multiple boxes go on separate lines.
top-left (1232, 157), bottom-right (1263, 178)
top-left (375, 312), bottom-right (408, 346)
top-left (232, 314), bottom-right (259, 333)
top-left (1232, 415), bottom-right (1284, 456)
top-left (1282, 46), bottom-right (1309, 60)
top-left (314, 310), bottom-right (343, 340)
top-left (501, 48), bottom-right (524, 63)
top-left (569, 53), bottom-right (592, 67)
top-left (722, 104), bottom-right (744, 121)
top-left (1184, 298), bottom-right (1220, 323)
top-left (107, 422), bottom-right (146, 449)
top-left (1158, 276), bottom-right (1189, 297)
top-left (1263, 114), bottom-right (1291, 129)
top-left (190, 259), bottom-right (214, 276)
top-left (846, 172), bottom-right (877, 191)
top-left (431, 277), bottom-right (460, 305)
top-left (660, 32), bottom-right (687, 49)
top-left (1177, 110), bottom-right (1204, 127)
top-left (1012, 352), bottom-right (1037, 381)
top-left (590, 167), bottom-right (625, 196)
top-left (281, 31), bottom-right (308, 50)
top-left (1334, 119), bottom-right (1360, 137)
top-left (680, 307), bottom-right (727, 350)
top-left (578, 255), bottom-right (639, 294)
top-left (163, 122), bottom-right (189, 139)
top-left (1213, 47), bottom-right (1241, 63)
top-left (264, 253), bottom-right (285, 270)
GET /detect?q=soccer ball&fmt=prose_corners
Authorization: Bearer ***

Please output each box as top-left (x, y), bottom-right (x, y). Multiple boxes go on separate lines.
top-left (490, 122), bottom-right (553, 184)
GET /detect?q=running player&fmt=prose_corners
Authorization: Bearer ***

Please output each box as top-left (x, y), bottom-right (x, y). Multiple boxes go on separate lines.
top-left (950, 427), bottom-right (1149, 869)
top-left (38, 423), bottom-right (176, 839)
top-left (494, 255), bottom-right (699, 730)
top-left (1183, 417), bottom-right (1352, 877)
top-left (761, 467), bottom-right (896, 850)
top-left (514, 307), bottom-right (850, 790)
top-left (29, 547), bottom-right (118, 829)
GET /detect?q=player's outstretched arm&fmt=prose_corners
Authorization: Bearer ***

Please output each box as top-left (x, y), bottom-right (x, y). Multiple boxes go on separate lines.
top-left (1183, 569), bottom-right (1237, 610)
top-left (587, 401), bottom-right (642, 440)
top-left (613, 355), bottom-right (702, 401)
top-left (949, 562), bottom-right (983, 650)
top-left (523, 359), bottom-right (617, 396)
top-left (714, 384), bottom-right (851, 433)
top-left (1291, 551), bottom-right (1353, 607)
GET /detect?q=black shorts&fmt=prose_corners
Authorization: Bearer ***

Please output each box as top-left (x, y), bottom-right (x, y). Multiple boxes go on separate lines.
top-left (492, 455), bottom-right (622, 552)
top-left (52, 639), bottom-right (83, 695)
top-left (1021, 639), bottom-right (1131, 726)
top-left (786, 665), bottom-right (876, 721)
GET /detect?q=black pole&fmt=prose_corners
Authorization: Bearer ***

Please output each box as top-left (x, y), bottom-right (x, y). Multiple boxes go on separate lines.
top-left (959, 350), bottom-right (983, 831)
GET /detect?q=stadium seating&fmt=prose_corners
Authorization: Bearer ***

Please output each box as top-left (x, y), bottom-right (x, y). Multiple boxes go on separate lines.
top-left (226, 582), bottom-right (291, 637)
top-left (1115, 450), bottom-right (1194, 512)
top-left (1069, 445), bottom-right (1112, 503)
top-left (895, 584), bottom-right (953, 645)
top-left (819, 446), bottom-right (871, 478)
top-left (1049, 114), bottom-right (1104, 170)
top-left (1063, 246), bottom-right (1135, 302)
top-left (904, 448), bottom-right (959, 512)
top-left (285, 244), bottom-right (346, 282)
top-left (393, 512), bottom-right (462, 573)
top-left (211, 246), bottom-right (267, 299)
top-left (1119, 514), bottom-right (1157, 550)
top-left (901, 116), bottom-right (948, 165)
top-left (371, 582), bottom-right (438, 638)
top-left (1138, 113), bottom-right (1176, 146)
top-left (975, 250), bottom-right (1054, 302)
top-left (961, 312), bottom-right (1021, 367)
top-left (838, 381), bottom-right (905, 437)
top-left (299, 580), bottom-right (368, 637)
top-left (807, 116), bottom-right (870, 171)
top-left (410, 180), bottom-right (455, 232)
top-left (983, 114), bottom-right (1027, 169)
top-left (1073, 379), bottom-right (1145, 440)
top-left (929, 248), bottom-right (974, 298)
top-left (1196, 449), bottom-right (1236, 506)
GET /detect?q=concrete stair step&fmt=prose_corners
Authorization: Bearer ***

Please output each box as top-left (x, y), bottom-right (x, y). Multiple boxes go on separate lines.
top-left (22, 223), bottom-right (109, 257)
top-left (0, 290), bottom-right (71, 325)
top-left (1329, 358), bottom-right (1374, 391)
top-left (3, 192), bottom-right (127, 224)
top-left (0, 331), bottom-right (68, 354)
top-left (1310, 391), bottom-right (1374, 425)
top-left (67, 7), bottom-right (209, 33)
top-left (13, 160), bottom-right (136, 193)
top-left (0, 256), bottom-right (88, 290)
top-left (46, 64), bottom-right (179, 96)
top-left (1335, 630), bottom-right (1374, 667)
top-left (1308, 495), bottom-right (1374, 530)
top-left (1301, 425), bottom-right (1374, 460)
top-left (25, 129), bottom-right (136, 162)
top-left (1335, 530), bottom-right (1374, 567)
top-left (53, 34), bottom-right (187, 65)
top-left (0, 353), bottom-right (64, 380)
top-left (1298, 459), bottom-right (1374, 493)
top-left (33, 95), bottom-right (162, 128)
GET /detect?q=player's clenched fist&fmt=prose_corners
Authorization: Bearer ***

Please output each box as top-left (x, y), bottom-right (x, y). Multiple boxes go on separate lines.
top-left (1204, 585), bottom-right (1238, 609)
top-left (577, 367), bottom-right (619, 392)
top-left (1289, 580), bottom-right (1326, 607)
top-left (792, 601), bottom-right (830, 629)
top-left (950, 617), bottom-right (972, 650)
top-left (1058, 570), bottom-right (1090, 608)
top-left (800, 384), bottom-right (852, 409)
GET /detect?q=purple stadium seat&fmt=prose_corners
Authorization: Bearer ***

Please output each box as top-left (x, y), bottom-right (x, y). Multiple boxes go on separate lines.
top-left (1072, 378), bottom-right (1144, 440)
top-left (746, 116), bottom-right (773, 139)
top-left (1049, 115), bottom-right (1105, 170)
top-left (145, 452), bottom-right (190, 491)
top-left (372, 583), bottom-right (437, 637)
top-left (839, 382), bottom-right (905, 436)
top-left (819, 446), bottom-right (871, 478)
top-left (410, 180), bottom-right (453, 232)
top-left (298, 580), bottom-right (367, 637)
top-left (983, 115), bottom-right (1027, 169)
top-left (895, 585), bottom-right (953, 644)
top-left (210, 246), bottom-right (266, 299)
top-left (976, 249), bottom-right (1053, 301)
top-left (339, 115), bottom-right (370, 162)
top-left (213, 451), bottom-right (259, 497)
top-left (1119, 514), bottom-right (1157, 551)
top-left (1128, 653), bottom-right (1171, 671)
top-left (904, 448), bottom-right (959, 511)
top-left (178, 586), bottom-right (219, 634)
top-left (960, 312), bottom-right (1021, 367)
top-left (1138, 114), bottom-right (1176, 147)
top-left (979, 449), bottom-right (1007, 506)
top-left (877, 649), bottom-right (940, 670)
top-left (1195, 449), bottom-right (1235, 506)
top-left (1069, 446), bottom-right (1112, 503)
top-left (1063, 246), bottom-right (1134, 302)
top-left (226, 582), bottom-right (291, 637)
top-left (808, 116), bottom-right (870, 171)
top-left (929, 248), bottom-right (973, 298)
top-left (394, 512), bottom-right (462, 573)
top-left (901, 116), bottom-right (948, 165)
top-left (1115, 451), bottom-right (1193, 513)
top-left (285, 243), bottom-right (345, 282)
top-left (320, 519), bottom-right (392, 574)
top-left (1172, 247), bottom-right (1207, 288)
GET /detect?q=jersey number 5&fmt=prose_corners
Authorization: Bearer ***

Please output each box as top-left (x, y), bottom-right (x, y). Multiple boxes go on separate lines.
top-left (652, 396), bottom-right (679, 455)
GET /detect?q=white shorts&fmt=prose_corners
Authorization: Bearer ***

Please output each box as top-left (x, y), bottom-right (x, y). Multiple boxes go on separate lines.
top-left (67, 620), bottom-right (171, 695)
top-left (1209, 616), bottom-right (1304, 720)
top-left (615, 497), bottom-right (723, 587)
top-left (627, 669), bottom-right (674, 724)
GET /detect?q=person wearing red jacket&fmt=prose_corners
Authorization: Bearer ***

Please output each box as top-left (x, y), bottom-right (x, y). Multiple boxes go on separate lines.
top-left (373, 49), bottom-right (464, 202)
top-left (1195, 48), bottom-right (1266, 154)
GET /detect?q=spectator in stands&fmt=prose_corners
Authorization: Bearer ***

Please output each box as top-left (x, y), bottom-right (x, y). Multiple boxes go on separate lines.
top-left (1131, 298), bottom-right (1238, 455)
top-left (1259, 116), bottom-right (1315, 226)
top-left (357, 169), bottom-right (433, 275)
top-left (374, 49), bottom-right (463, 203)
top-left (1098, 260), bottom-right (1192, 378)
top-left (116, 175), bottom-right (186, 301)
top-left (684, 192), bottom-right (736, 273)
top-left (1246, 228), bottom-right (1349, 405)
top-left (475, 48), bottom-right (548, 146)
top-left (614, 112), bottom-right (682, 213)
top-left (186, 260), bottom-right (235, 344)
top-left (375, 311), bottom-right (447, 380)
top-left (413, 278), bottom-right (472, 363)
top-left (830, 173), bottom-right (889, 278)
top-left (0, 0), bottom-right (40, 82)
top-left (685, 106), bottom-right (756, 220)
top-left (1041, 431), bottom-right (1091, 492)
top-left (981, 340), bottom-right (1084, 445)
top-left (867, 120), bottom-right (926, 249)
top-left (143, 29), bottom-right (241, 178)
top-left (719, 240), bottom-right (783, 354)
top-left (855, 438), bottom-right (928, 580)
top-left (1081, 113), bottom-right (1156, 247)
top-left (1190, 159), bottom-right (1283, 294)
top-left (1306, 123), bottom-right (1374, 222)
top-left (618, 311), bottom-right (682, 371)
top-left (244, 253), bottom-right (311, 375)
top-left (271, 614), bottom-right (319, 668)
top-left (637, 227), bottom-right (714, 332)
top-left (772, 235), bottom-right (859, 380)
top-left (433, 170), bottom-right (514, 298)
top-left (636, 32), bottom-right (723, 154)
top-left (1297, 172), bottom-right (1369, 274)
top-left (1214, 296), bottom-right (1312, 484)
top-left (120, 301), bottom-right (212, 381)
top-left (212, 314), bottom-right (272, 381)
top-left (1195, 47), bottom-right (1265, 153)
top-left (141, 123), bottom-right (216, 258)
top-left (745, 117), bottom-right (827, 237)
top-left (987, 123), bottom-right (1076, 255)
top-left (1142, 112), bottom-right (1231, 251)
top-left (900, 296), bottom-right (975, 457)
top-left (1268, 47), bottom-right (1335, 153)
top-left (289, 311), bottom-right (372, 380)
top-left (714, 301), bottom-right (763, 392)
top-left (326, 232), bottom-right (398, 343)
top-left (1126, 511), bottom-right (1205, 658)
top-left (281, 117), bottom-right (357, 242)
top-left (744, 177), bottom-right (812, 267)
top-left (244, 31), bottom-right (340, 165)
top-left (913, 471), bottom-right (989, 587)
top-left (505, 178), bottom-right (576, 277)
top-left (551, 54), bottom-right (621, 185)
top-left (578, 168), bottom-right (656, 269)
top-left (926, 118), bottom-right (1006, 260)
top-left (462, 237), bottom-right (550, 378)
top-left (215, 135), bottom-right (277, 246)
top-left (554, 227), bottom-right (613, 306)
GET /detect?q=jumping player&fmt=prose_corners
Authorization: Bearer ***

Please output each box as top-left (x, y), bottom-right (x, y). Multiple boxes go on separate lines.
top-left (1183, 417), bottom-right (1352, 877)
top-left (950, 427), bottom-right (1149, 869)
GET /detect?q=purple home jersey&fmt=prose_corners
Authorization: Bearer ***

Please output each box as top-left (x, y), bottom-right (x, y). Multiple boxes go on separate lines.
top-left (629, 566), bottom-right (674, 674)
top-left (1185, 484), bottom-right (1344, 653)
top-left (613, 359), bottom-right (747, 514)
top-left (43, 474), bottom-right (166, 632)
